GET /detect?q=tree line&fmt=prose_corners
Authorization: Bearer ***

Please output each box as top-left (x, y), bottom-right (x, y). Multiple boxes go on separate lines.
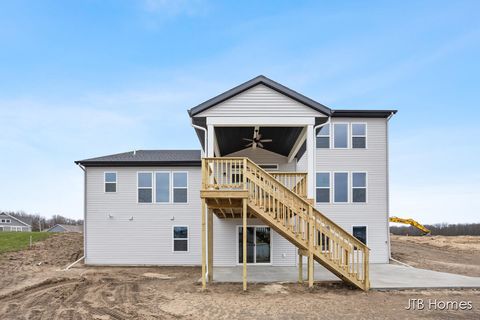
top-left (2, 210), bottom-right (83, 232)
top-left (390, 223), bottom-right (480, 236)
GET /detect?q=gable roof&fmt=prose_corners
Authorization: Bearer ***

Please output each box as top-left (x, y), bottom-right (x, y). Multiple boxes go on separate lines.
top-left (188, 75), bottom-right (332, 117)
top-left (0, 212), bottom-right (31, 227)
top-left (47, 224), bottom-right (83, 232)
top-left (75, 150), bottom-right (201, 167)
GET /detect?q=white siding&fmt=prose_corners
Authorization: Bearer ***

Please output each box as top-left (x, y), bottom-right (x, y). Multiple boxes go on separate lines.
top-left (314, 118), bottom-right (389, 263)
top-left (197, 84), bottom-right (325, 118)
top-left (226, 147), bottom-right (297, 172)
top-left (85, 166), bottom-right (202, 265)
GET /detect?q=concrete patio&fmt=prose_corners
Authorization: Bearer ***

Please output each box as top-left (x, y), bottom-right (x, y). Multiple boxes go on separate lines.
top-left (212, 263), bottom-right (480, 289)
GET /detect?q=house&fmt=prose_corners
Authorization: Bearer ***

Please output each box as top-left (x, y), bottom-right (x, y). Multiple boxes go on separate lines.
top-left (46, 224), bottom-right (83, 233)
top-left (0, 213), bottom-right (32, 232)
top-left (75, 75), bottom-right (396, 291)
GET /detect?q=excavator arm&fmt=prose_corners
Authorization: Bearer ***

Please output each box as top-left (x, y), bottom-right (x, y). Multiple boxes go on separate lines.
top-left (389, 216), bottom-right (431, 235)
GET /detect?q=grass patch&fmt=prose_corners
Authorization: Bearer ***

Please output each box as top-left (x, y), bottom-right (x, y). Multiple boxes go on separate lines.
top-left (0, 232), bottom-right (51, 254)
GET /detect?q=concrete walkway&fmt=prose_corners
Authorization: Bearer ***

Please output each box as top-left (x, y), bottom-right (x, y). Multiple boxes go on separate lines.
top-left (213, 264), bottom-right (480, 289)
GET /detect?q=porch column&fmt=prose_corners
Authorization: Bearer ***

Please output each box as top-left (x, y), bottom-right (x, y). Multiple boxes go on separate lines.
top-left (242, 198), bottom-right (247, 291)
top-left (201, 199), bottom-right (207, 290)
top-left (306, 124), bottom-right (315, 199)
top-left (207, 208), bottom-right (214, 282)
top-left (207, 124), bottom-right (215, 157)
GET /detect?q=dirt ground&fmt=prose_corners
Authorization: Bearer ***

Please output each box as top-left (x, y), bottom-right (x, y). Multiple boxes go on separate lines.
top-left (391, 235), bottom-right (480, 277)
top-left (0, 233), bottom-right (479, 319)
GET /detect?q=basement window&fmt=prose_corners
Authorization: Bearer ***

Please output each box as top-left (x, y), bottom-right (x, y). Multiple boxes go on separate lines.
top-left (352, 123), bottom-right (367, 148)
top-left (316, 124), bottom-right (330, 148)
top-left (138, 172), bottom-right (153, 203)
top-left (173, 226), bottom-right (188, 252)
top-left (104, 172), bottom-right (117, 193)
top-left (352, 226), bottom-right (367, 245)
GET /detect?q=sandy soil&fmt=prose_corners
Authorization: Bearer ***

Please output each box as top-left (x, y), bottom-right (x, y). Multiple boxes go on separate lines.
top-left (0, 234), bottom-right (479, 319)
top-left (391, 235), bottom-right (480, 277)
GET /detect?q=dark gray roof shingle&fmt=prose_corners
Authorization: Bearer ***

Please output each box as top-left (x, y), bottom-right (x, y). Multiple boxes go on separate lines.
top-left (75, 150), bottom-right (201, 167)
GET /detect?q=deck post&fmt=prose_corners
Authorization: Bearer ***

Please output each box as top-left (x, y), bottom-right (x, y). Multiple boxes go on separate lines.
top-left (242, 198), bottom-right (247, 291)
top-left (201, 198), bottom-right (207, 290)
top-left (298, 249), bottom-right (303, 284)
top-left (308, 206), bottom-right (314, 288)
top-left (207, 208), bottom-right (213, 282)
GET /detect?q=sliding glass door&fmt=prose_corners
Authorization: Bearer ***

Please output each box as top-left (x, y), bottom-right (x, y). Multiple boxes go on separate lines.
top-left (238, 226), bottom-right (271, 264)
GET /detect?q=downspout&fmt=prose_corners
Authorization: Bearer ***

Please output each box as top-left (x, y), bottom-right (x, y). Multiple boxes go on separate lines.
top-left (190, 118), bottom-right (209, 280)
top-left (386, 111), bottom-right (394, 262)
top-left (191, 118), bottom-right (208, 157)
top-left (67, 163), bottom-right (87, 270)
top-left (313, 116), bottom-right (332, 185)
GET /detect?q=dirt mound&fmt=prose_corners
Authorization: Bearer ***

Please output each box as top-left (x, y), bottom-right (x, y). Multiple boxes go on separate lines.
top-left (0, 233), bottom-right (83, 269)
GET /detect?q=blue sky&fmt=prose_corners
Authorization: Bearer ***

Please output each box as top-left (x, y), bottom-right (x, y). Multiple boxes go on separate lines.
top-left (0, 0), bottom-right (479, 223)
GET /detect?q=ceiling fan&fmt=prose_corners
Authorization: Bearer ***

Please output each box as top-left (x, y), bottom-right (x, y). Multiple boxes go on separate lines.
top-left (243, 126), bottom-right (272, 149)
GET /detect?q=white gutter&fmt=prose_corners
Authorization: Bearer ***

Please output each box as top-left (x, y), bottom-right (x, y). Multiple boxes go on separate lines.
top-left (386, 111), bottom-right (395, 260)
top-left (190, 118), bottom-right (209, 280)
top-left (191, 119), bottom-right (208, 157)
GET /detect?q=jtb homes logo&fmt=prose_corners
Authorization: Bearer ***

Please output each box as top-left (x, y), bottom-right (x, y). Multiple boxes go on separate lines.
top-left (406, 299), bottom-right (473, 311)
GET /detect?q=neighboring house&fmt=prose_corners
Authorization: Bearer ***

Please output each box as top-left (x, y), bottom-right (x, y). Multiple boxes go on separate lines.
top-left (47, 224), bottom-right (83, 233)
top-left (75, 75), bottom-right (396, 290)
top-left (0, 213), bottom-right (32, 232)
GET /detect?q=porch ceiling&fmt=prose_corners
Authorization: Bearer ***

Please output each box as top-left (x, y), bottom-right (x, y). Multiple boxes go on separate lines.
top-left (215, 126), bottom-right (304, 157)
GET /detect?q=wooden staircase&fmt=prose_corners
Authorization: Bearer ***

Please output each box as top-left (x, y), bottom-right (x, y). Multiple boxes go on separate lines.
top-left (201, 157), bottom-right (370, 291)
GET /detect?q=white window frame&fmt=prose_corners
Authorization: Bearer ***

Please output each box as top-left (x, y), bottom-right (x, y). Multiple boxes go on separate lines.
top-left (258, 164), bottom-right (279, 171)
top-left (351, 172), bottom-right (368, 203)
top-left (137, 171), bottom-right (153, 204)
top-left (1, 219), bottom-right (11, 223)
top-left (236, 225), bottom-right (272, 265)
top-left (352, 225), bottom-right (368, 246)
top-left (333, 122), bottom-right (349, 149)
top-left (316, 123), bottom-right (331, 149)
top-left (315, 172), bottom-right (331, 203)
top-left (172, 171), bottom-right (189, 204)
top-left (104, 171), bottom-right (117, 193)
top-left (154, 171), bottom-right (171, 204)
top-left (351, 123), bottom-right (367, 149)
top-left (172, 225), bottom-right (189, 253)
top-left (333, 171), bottom-right (349, 204)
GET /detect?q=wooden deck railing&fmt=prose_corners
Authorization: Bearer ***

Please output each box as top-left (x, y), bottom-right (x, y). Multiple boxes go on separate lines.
top-left (201, 157), bottom-right (369, 290)
top-left (270, 172), bottom-right (307, 198)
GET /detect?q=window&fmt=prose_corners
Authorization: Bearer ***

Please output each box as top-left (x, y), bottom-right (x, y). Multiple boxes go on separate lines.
top-left (353, 226), bottom-right (367, 245)
top-left (316, 172), bottom-right (330, 203)
top-left (138, 172), bottom-right (153, 203)
top-left (104, 172), bottom-right (117, 192)
top-left (259, 164), bottom-right (279, 170)
top-left (155, 172), bottom-right (170, 203)
top-left (173, 172), bottom-right (188, 203)
top-left (173, 226), bottom-right (188, 252)
top-left (352, 123), bottom-right (367, 148)
top-left (1, 219), bottom-right (11, 223)
top-left (352, 172), bottom-right (367, 203)
top-left (333, 123), bottom-right (348, 148)
top-left (334, 172), bottom-right (348, 203)
top-left (316, 124), bottom-right (330, 148)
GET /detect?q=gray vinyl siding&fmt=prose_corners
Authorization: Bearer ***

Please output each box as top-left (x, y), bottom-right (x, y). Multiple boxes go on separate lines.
top-left (85, 166), bottom-right (202, 265)
top-left (48, 225), bottom-right (67, 232)
top-left (314, 118), bottom-right (389, 263)
top-left (226, 147), bottom-right (297, 172)
top-left (0, 213), bottom-right (31, 231)
top-left (197, 84), bottom-right (325, 118)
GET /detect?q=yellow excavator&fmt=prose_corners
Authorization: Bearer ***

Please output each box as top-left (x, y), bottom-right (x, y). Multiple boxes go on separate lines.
top-left (389, 216), bottom-right (431, 235)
